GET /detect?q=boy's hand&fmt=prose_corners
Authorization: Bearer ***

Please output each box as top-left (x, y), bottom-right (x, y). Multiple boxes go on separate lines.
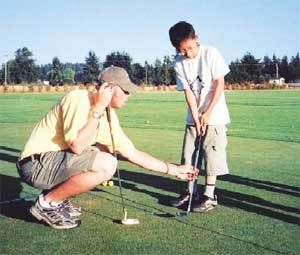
top-left (199, 112), bottom-right (210, 136)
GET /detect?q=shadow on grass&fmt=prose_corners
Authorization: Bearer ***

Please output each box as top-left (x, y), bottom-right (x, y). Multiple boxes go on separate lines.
top-left (0, 174), bottom-right (37, 223)
top-left (219, 174), bottom-right (300, 197)
top-left (0, 146), bottom-right (20, 164)
top-left (118, 169), bottom-right (300, 225)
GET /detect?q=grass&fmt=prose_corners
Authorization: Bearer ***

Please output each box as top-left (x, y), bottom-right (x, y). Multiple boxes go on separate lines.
top-left (0, 90), bottom-right (299, 255)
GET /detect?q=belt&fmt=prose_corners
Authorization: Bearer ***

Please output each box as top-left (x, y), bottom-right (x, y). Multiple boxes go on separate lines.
top-left (19, 154), bottom-right (40, 165)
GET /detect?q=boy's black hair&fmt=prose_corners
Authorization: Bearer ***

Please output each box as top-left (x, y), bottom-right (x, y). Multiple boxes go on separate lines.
top-left (169, 21), bottom-right (196, 49)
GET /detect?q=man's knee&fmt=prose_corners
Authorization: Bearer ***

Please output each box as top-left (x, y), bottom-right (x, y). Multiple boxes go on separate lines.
top-left (92, 152), bottom-right (117, 179)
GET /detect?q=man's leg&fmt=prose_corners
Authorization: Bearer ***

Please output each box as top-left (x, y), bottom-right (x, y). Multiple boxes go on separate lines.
top-left (30, 150), bottom-right (117, 229)
top-left (45, 151), bottom-right (117, 202)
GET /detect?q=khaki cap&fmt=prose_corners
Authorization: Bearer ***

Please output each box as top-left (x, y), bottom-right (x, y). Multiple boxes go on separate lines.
top-left (98, 66), bottom-right (137, 94)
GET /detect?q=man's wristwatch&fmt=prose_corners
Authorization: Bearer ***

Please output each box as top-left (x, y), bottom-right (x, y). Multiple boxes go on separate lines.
top-left (92, 111), bottom-right (101, 119)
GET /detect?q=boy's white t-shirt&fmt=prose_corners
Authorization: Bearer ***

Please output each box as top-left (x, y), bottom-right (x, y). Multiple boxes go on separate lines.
top-left (174, 45), bottom-right (230, 125)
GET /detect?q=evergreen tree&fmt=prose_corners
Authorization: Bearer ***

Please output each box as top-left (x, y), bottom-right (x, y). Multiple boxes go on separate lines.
top-left (83, 51), bottom-right (100, 84)
top-left (240, 52), bottom-right (262, 83)
top-left (103, 51), bottom-right (132, 77)
top-left (63, 67), bottom-right (75, 83)
top-left (131, 63), bottom-right (145, 85)
top-left (289, 53), bottom-right (300, 82)
top-left (153, 59), bottom-right (164, 85)
top-left (279, 56), bottom-right (289, 82)
top-left (9, 47), bottom-right (40, 84)
top-left (47, 57), bottom-right (64, 86)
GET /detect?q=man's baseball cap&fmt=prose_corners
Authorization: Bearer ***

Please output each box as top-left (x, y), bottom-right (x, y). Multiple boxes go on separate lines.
top-left (98, 66), bottom-right (137, 94)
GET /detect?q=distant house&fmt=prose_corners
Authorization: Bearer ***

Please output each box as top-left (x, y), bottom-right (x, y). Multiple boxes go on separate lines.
top-left (269, 77), bottom-right (285, 85)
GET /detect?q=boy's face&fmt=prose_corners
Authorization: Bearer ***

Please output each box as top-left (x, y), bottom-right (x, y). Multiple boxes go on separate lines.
top-left (177, 35), bottom-right (199, 59)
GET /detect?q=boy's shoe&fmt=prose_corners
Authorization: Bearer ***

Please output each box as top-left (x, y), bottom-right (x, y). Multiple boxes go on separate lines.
top-left (192, 195), bottom-right (218, 213)
top-left (62, 200), bottom-right (82, 218)
top-left (30, 198), bottom-right (80, 229)
top-left (170, 190), bottom-right (201, 207)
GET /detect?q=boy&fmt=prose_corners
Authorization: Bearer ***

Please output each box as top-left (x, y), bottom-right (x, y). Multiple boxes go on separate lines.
top-left (168, 21), bottom-right (230, 212)
top-left (16, 66), bottom-right (198, 229)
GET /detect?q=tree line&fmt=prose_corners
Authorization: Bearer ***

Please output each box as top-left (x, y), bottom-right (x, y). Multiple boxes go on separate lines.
top-left (1, 47), bottom-right (299, 86)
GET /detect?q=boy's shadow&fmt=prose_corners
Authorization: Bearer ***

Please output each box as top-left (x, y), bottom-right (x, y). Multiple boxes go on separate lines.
top-left (118, 169), bottom-right (300, 225)
top-left (0, 174), bottom-right (35, 222)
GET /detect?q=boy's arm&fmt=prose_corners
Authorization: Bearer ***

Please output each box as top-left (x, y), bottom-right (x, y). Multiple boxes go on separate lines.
top-left (184, 87), bottom-right (201, 136)
top-left (200, 76), bottom-right (225, 126)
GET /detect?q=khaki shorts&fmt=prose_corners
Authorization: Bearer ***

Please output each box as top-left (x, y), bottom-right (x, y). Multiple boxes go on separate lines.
top-left (181, 125), bottom-right (229, 176)
top-left (16, 146), bottom-right (98, 190)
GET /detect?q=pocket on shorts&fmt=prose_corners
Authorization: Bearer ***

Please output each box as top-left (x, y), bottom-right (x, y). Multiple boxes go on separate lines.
top-left (203, 126), bottom-right (228, 176)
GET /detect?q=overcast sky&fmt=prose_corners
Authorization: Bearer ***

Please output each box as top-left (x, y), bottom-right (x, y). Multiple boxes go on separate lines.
top-left (1, 0), bottom-right (299, 65)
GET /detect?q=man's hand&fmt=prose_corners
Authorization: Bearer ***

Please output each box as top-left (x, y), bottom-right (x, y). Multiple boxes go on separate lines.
top-left (93, 83), bottom-right (113, 109)
top-left (173, 164), bottom-right (199, 181)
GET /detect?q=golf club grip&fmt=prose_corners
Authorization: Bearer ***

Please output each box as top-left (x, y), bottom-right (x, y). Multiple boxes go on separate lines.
top-left (106, 107), bottom-right (116, 157)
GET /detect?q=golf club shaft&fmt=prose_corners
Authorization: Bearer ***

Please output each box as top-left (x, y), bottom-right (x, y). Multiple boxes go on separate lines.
top-left (186, 136), bottom-right (201, 213)
top-left (106, 107), bottom-right (126, 212)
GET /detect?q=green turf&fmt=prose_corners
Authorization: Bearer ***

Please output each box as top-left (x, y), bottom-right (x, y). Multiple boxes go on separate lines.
top-left (0, 90), bottom-right (299, 255)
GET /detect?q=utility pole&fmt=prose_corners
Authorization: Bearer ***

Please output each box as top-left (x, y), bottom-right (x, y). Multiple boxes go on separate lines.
top-left (276, 63), bottom-right (279, 79)
top-left (145, 62), bottom-right (148, 85)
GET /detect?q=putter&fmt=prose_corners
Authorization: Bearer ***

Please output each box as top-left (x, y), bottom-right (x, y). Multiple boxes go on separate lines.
top-left (106, 107), bottom-right (140, 225)
top-left (176, 136), bottom-right (201, 217)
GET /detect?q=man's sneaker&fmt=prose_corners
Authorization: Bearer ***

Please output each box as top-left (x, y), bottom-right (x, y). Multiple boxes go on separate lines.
top-left (30, 199), bottom-right (80, 229)
top-left (62, 200), bottom-right (82, 218)
top-left (170, 190), bottom-right (201, 207)
top-left (192, 195), bottom-right (218, 213)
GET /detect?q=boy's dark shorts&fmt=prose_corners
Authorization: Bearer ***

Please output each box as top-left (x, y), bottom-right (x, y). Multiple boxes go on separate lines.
top-left (181, 125), bottom-right (229, 176)
top-left (16, 147), bottom-right (98, 190)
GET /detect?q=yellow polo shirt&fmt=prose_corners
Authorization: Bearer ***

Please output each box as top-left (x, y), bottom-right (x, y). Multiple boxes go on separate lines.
top-left (20, 90), bottom-right (134, 159)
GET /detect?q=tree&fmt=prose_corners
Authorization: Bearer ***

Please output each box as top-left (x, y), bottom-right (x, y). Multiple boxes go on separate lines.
top-left (103, 51), bottom-right (132, 77)
top-left (279, 56), bottom-right (289, 82)
top-left (262, 56), bottom-right (273, 81)
top-left (83, 51), bottom-right (100, 84)
top-left (40, 64), bottom-right (52, 81)
top-left (63, 68), bottom-right (75, 83)
top-left (152, 59), bottom-right (164, 85)
top-left (289, 53), bottom-right (300, 82)
top-left (131, 63), bottom-right (145, 85)
top-left (47, 57), bottom-right (64, 85)
top-left (9, 47), bottom-right (40, 84)
top-left (240, 52), bottom-right (263, 83)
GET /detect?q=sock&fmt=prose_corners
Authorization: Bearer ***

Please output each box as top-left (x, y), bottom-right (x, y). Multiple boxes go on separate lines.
top-left (38, 194), bottom-right (61, 208)
top-left (204, 184), bottom-right (215, 199)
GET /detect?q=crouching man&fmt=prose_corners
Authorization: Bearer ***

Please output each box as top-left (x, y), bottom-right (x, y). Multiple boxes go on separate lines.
top-left (16, 66), bottom-right (198, 229)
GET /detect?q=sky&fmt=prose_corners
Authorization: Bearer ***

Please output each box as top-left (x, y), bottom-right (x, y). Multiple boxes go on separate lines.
top-left (1, 0), bottom-right (299, 65)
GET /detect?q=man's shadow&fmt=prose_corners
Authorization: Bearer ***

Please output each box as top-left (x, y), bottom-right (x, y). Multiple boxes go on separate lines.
top-left (0, 174), bottom-right (35, 222)
top-left (0, 146), bottom-right (36, 222)
top-left (118, 169), bottom-right (300, 225)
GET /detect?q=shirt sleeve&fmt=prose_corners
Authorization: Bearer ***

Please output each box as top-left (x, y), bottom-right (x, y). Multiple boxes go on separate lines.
top-left (174, 60), bottom-right (189, 91)
top-left (210, 47), bottom-right (230, 80)
top-left (60, 92), bottom-right (90, 143)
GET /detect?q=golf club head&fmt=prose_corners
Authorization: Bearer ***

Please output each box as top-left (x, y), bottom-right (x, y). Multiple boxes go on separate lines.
top-left (121, 209), bottom-right (139, 225)
top-left (176, 211), bottom-right (189, 217)
top-left (121, 218), bottom-right (140, 225)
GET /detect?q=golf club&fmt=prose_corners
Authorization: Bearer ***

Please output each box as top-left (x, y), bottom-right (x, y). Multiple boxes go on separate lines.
top-left (106, 106), bottom-right (140, 225)
top-left (176, 136), bottom-right (201, 217)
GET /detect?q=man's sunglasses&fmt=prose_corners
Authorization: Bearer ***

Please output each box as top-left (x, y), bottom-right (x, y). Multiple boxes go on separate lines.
top-left (120, 87), bottom-right (130, 95)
